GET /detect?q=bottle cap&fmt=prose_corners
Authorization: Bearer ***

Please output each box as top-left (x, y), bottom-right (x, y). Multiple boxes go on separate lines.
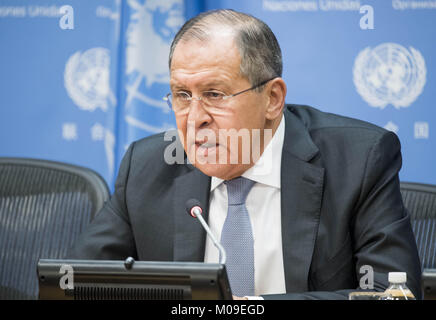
top-left (388, 272), bottom-right (407, 283)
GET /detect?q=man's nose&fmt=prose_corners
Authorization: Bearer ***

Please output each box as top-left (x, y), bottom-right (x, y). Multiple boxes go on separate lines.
top-left (187, 98), bottom-right (212, 129)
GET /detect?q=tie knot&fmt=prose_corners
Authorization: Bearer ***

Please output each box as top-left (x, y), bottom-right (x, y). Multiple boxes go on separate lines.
top-left (225, 176), bottom-right (255, 205)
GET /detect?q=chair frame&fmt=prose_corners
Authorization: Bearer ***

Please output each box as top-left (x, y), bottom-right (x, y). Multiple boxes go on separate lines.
top-left (0, 157), bottom-right (110, 299)
top-left (0, 157), bottom-right (110, 216)
top-left (401, 182), bottom-right (436, 195)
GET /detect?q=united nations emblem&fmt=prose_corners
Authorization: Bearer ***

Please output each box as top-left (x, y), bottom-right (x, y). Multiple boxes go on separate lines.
top-left (353, 43), bottom-right (426, 109)
top-left (64, 47), bottom-right (116, 112)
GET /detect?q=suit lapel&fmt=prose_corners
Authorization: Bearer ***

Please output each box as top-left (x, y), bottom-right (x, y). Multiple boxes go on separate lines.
top-left (281, 108), bottom-right (324, 292)
top-left (173, 166), bottom-right (211, 262)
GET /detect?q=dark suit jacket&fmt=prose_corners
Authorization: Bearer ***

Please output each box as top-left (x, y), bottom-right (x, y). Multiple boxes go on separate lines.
top-left (68, 104), bottom-right (422, 299)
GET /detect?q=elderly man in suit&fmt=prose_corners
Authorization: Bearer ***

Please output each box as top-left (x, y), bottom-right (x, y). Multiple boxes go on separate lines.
top-left (68, 9), bottom-right (421, 300)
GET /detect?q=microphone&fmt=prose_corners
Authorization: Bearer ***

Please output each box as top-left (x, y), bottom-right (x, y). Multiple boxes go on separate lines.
top-left (185, 199), bottom-right (227, 265)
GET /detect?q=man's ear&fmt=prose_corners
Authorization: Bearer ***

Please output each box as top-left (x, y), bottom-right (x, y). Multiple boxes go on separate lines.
top-left (265, 78), bottom-right (286, 120)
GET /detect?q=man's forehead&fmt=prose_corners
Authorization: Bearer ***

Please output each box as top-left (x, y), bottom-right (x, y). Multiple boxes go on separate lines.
top-left (170, 33), bottom-right (241, 78)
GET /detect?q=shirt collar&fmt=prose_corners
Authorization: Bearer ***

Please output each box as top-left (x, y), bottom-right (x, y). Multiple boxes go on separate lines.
top-left (210, 115), bottom-right (285, 191)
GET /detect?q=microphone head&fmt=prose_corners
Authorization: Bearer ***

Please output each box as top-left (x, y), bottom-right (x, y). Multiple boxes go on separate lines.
top-left (185, 199), bottom-right (203, 218)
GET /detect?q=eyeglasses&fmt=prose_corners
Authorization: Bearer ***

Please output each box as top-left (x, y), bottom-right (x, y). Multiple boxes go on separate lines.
top-left (163, 77), bottom-right (276, 115)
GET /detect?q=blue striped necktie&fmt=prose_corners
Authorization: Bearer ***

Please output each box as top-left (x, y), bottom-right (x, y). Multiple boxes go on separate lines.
top-left (221, 176), bottom-right (256, 297)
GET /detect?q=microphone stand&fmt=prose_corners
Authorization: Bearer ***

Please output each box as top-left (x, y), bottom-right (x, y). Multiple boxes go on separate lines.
top-left (192, 207), bottom-right (227, 265)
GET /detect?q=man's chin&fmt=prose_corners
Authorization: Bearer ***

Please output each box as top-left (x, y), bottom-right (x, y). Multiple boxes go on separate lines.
top-left (192, 162), bottom-right (249, 180)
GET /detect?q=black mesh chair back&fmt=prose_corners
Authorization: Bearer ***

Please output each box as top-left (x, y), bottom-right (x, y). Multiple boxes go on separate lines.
top-left (400, 182), bottom-right (436, 270)
top-left (0, 158), bottom-right (110, 299)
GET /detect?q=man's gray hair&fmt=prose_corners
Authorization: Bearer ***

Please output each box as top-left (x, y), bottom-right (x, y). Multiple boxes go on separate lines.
top-left (168, 9), bottom-right (282, 90)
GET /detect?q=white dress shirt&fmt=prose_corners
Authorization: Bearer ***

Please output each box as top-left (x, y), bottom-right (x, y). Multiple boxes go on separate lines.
top-left (204, 116), bottom-right (287, 296)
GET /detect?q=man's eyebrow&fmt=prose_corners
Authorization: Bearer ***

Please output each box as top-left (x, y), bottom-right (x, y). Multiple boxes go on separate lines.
top-left (202, 81), bottom-right (230, 90)
top-left (170, 81), bottom-right (231, 91)
top-left (170, 83), bottom-right (188, 91)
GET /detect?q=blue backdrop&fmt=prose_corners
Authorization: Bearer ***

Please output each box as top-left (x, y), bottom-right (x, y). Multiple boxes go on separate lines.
top-left (1, 0), bottom-right (435, 190)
